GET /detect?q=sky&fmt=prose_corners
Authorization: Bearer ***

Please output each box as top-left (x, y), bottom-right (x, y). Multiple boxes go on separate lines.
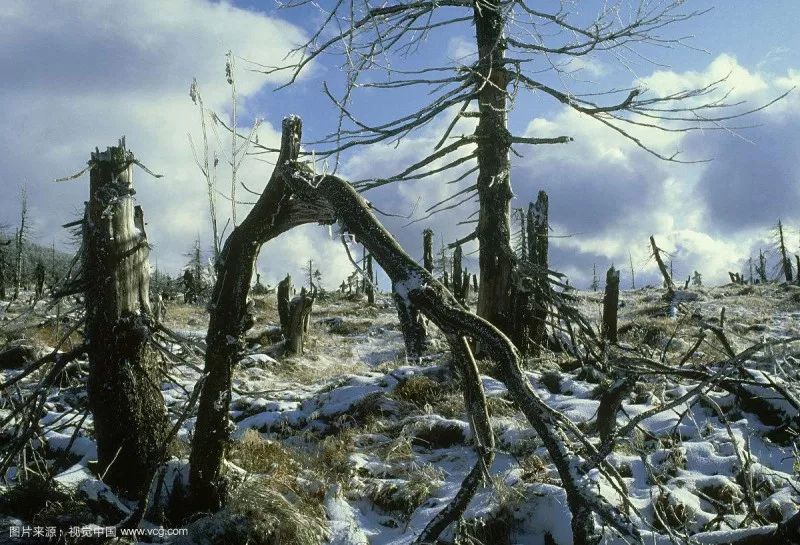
top-left (1, 0), bottom-right (799, 290)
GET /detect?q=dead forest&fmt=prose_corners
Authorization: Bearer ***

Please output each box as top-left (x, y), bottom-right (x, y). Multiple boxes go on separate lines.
top-left (2, 1), bottom-right (800, 545)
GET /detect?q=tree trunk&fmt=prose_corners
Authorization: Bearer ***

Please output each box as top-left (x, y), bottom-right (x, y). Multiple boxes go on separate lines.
top-left (286, 287), bottom-right (314, 355)
top-left (779, 220), bottom-right (793, 282)
top-left (189, 116), bottom-right (335, 513)
top-left (423, 229), bottom-right (434, 273)
top-left (277, 274), bottom-right (292, 337)
top-left (83, 141), bottom-right (167, 498)
top-left (394, 290), bottom-right (427, 362)
top-left (366, 254), bottom-right (375, 304)
top-left (474, 1), bottom-right (514, 337)
top-left (602, 267), bottom-right (620, 344)
top-left (462, 269), bottom-right (470, 306)
top-left (453, 244), bottom-right (463, 303)
top-left (0, 249), bottom-right (6, 300)
top-left (529, 193), bottom-right (549, 352)
top-left (650, 235), bottom-right (674, 295)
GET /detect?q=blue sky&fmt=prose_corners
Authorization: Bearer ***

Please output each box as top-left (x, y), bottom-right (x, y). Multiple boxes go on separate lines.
top-left (1, 1), bottom-right (799, 289)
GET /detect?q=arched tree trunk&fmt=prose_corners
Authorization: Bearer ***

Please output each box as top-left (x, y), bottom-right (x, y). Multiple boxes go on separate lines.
top-left (83, 141), bottom-right (167, 498)
top-left (188, 117), bottom-right (335, 512)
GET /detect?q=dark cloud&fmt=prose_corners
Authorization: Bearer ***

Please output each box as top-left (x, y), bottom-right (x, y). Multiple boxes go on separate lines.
top-left (688, 111), bottom-right (800, 233)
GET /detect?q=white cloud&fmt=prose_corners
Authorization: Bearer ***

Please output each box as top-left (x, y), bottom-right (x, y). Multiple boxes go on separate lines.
top-left (0, 0), bottom-right (363, 289)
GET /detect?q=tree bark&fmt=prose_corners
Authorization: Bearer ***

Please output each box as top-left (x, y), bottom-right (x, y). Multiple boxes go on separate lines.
top-left (529, 193), bottom-right (549, 352)
top-left (423, 228), bottom-right (434, 273)
top-left (0, 249), bottom-right (6, 300)
top-left (474, 1), bottom-right (515, 338)
top-left (286, 287), bottom-right (314, 355)
top-left (366, 254), bottom-right (375, 304)
top-left (277, 274), bottom-right (292, 337)
top-left (650, 235), bottom-right (675, 295)
top-left (188, 116), bottom-right (335, 513)
top-left (779, 220), bottom-right (793, 282)
top-left (394, 290), bottom-right (427, 362)
top-left (602, 266), bottom-right (620, 344)
top-left (453, 244), bottom-right (463, 303)
top-left (83, 141), bottom-right (167, 498)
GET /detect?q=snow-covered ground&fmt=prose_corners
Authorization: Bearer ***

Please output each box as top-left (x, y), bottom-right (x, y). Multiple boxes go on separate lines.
top-left (2, 283), bottom-right (800, 544)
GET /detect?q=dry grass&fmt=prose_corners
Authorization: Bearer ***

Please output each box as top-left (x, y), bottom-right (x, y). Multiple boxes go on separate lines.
top-left (364, 464), bottom-right (443, 520)
top-left (391, 375), bottom-right (445, 409)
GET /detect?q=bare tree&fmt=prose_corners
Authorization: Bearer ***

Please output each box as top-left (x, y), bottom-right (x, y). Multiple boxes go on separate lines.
top-left (250, 0), bottom-right (783, 340)
top-left (82, 140), bottom-right (167, 497)
top-left (12, 188), bottom-right (28, 300)
top-left (776, 219), bottom-right (793, 282)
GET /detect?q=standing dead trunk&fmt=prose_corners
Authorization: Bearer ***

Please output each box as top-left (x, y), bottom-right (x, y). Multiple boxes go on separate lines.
top-left (795, 256), bottom-right (800, 286)
top-left (277, 274), bottom-right (292, 337)
top-left (453, 244), bottom-right (463, 303)
top-left (474, 1), bottom-right (515, 338)
top-left (286, 287), bottom-right (314, 355)
top-left (366, 254), bottom-right (375, 304)
top-left (423, 228), bottom-right (434, 273)
top-left (529, 193), bottom-right (549, 352)
top-left (650, 235), bottom-right (675, 295)
top-left (757, 250), bottom-right (768, 283)
top-left (0, 248), bottom-right (6, 300)
top-left (602, 267), bottom-right (620, 344)
top-left (778, 220), bottom-right (793, 282)
top-left (394, 290), bottom-right (427, 362)
top-left (462, 269), bottom-right (471, 305)
top-left (83, 140), bottom-right (167, 498)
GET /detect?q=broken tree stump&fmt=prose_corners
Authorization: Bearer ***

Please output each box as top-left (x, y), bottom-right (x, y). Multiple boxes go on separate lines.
top-left (277, 274), bottom-right (292, 337)
top-left (286, 287), bottom-right (314, 355)
top-left (453, 244), bottom-right (463, 303)
top-left (529, 191), bottom-right (550, 353)
top-left (423, 228), bottom-right (434, 273)
top-left (602, 266), bottom-right (620, 344)
top-left (83, 140), bottom-right (167, 498)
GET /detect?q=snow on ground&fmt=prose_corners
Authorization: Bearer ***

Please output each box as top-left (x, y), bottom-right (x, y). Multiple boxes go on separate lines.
top-left (2, 283), bottom-right (800, 543)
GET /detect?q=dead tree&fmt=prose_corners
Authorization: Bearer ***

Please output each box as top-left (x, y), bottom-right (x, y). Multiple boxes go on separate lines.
top-left (394, 289), bottom-right (428, 362)
top-left (528, 192), bottom-right (549, 352)
top-left (777, 220), bottom-right (793, 282)
top-left (453, 244), bottom-right (464, 303)
top-left (277, 274), bottom-right (292, 337)
top-left (34, 262), bottom-right (45, 298)
top-left (365, 254), bottom-right (375, 304)
top-left (590, 264), bottom-right (599, 292)
top-left (274, 120), bottom-right (640, 544)
top-left (257, 1), bottom-right (784, 350)
top-left (83, 140), bottom-right (167, 497)
top-left (650, 235), bottom-right (675, 295)
top-left (189, 117), bottom-right (335, 512)
top-left (796, 256), bottom-right (800, 286)
top-left (12, 189), bottom-right (27, 300)
top-left (757, 250), bottom-right (768, 283)
top-left (422, 228), bottom-right (434, 273)
top-left (461, 269), bottom-right (471, 305)
top-left (629, 251), bottom-right (636, 289)
top-left (0, 248), bottom-right (6, 300)
top-left (286, 287), bottom-right (314, 355)
top-left (602, 267), bottom-right (620, 344)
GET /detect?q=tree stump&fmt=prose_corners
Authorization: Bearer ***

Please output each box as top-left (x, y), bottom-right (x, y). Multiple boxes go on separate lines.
top-left (423, 228), bottom-right (434, 273)
top-left (277, 274), bottom-right (292, 337)
top-left (83, 140), bottom-right (167, 498)
top-left (286, 287), bottom-right (314, 355)
top-left (602, 266), bottom-right (620, 344)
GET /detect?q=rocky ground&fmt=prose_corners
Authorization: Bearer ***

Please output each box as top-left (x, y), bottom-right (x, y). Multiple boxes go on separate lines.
top-left (2, 281), bottom-right (800, 544)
